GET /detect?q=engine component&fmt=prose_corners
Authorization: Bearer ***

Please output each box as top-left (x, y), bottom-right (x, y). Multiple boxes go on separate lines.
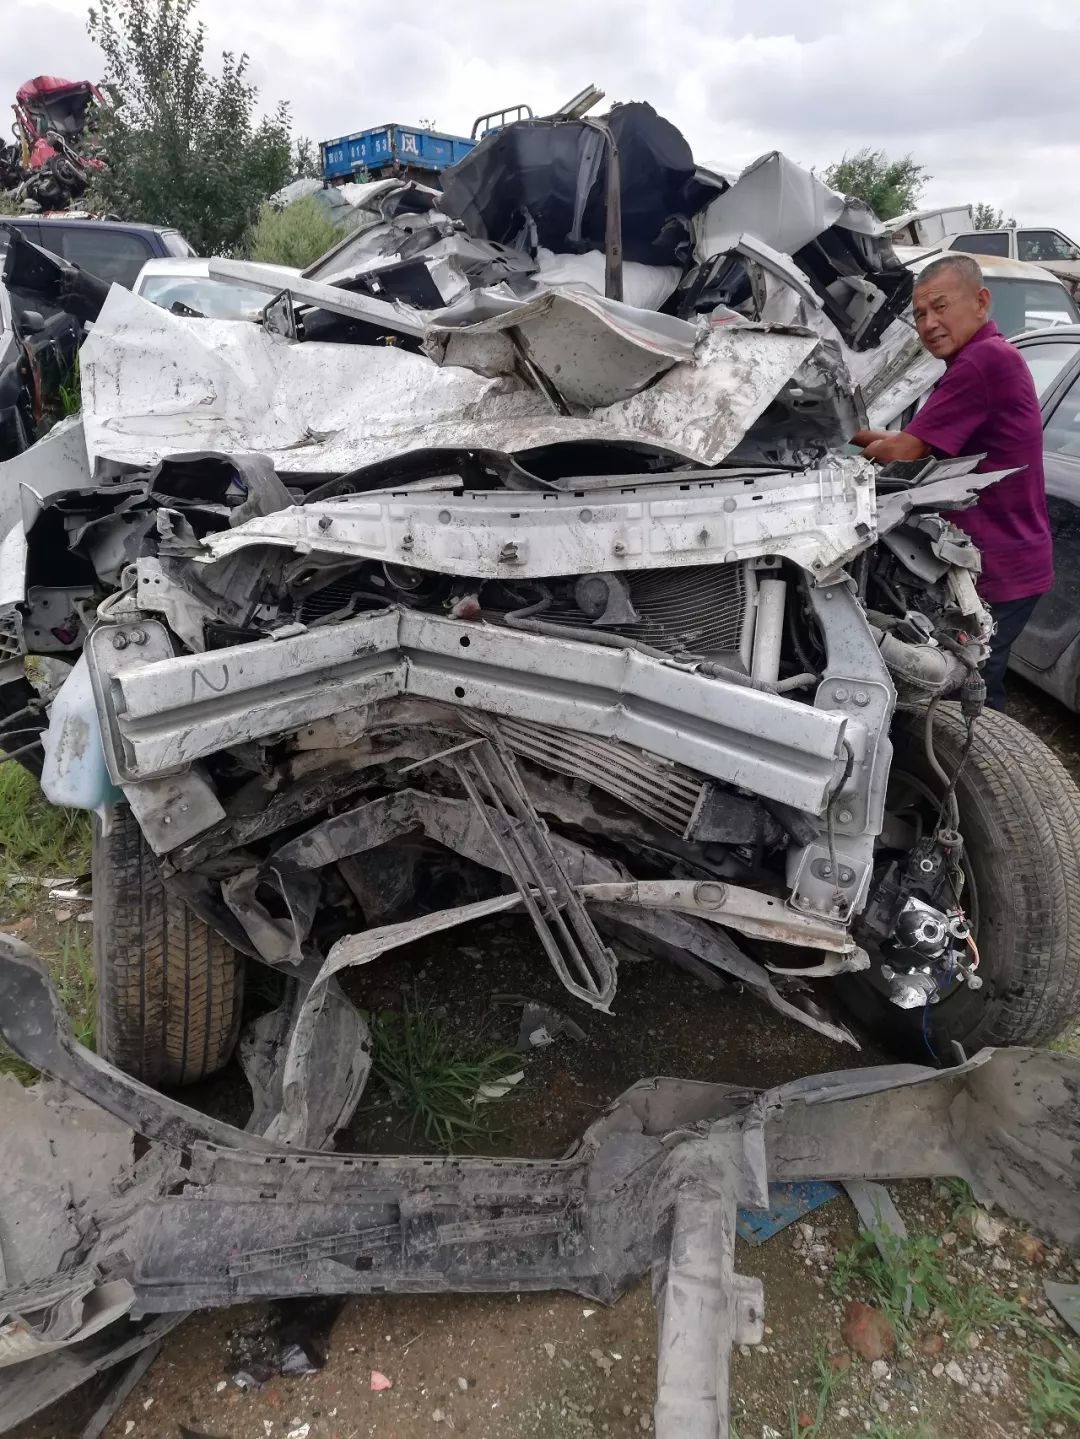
top-left (485, 714), bottom-right (710, 836)
top-left (894, 897), bottom-right (950, 958)
top-left (573, 571), bottom-right (639, 625)
top-left (750, 576), bottom-right (786, 684)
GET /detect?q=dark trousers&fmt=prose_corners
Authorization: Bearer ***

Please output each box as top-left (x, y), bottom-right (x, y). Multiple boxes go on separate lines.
top-left (985, 595), bottom-right (1041, 710)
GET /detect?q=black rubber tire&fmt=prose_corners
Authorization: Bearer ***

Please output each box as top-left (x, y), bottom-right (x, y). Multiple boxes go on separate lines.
top-left (849, 703), bottom-right (1080, 1054)
top-left (93, 804), bottom-right (244, 1086)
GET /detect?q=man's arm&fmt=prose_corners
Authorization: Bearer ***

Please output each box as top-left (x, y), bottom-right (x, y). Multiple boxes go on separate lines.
top-left (851, 429), bottom-right (931, 463)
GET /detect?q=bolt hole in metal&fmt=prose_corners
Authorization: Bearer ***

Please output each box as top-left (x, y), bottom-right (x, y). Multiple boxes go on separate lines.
top-left (873, 767), bottom-right (981, 1007)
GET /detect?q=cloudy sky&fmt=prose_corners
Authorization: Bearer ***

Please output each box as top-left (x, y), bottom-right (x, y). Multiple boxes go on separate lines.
top-left (7, 0), bottom-right (1080, 238)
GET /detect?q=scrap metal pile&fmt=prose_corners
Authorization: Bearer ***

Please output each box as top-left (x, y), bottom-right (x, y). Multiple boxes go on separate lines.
top-left (0, 76), bottom-right (107, 210)
top-left (7, 103), bottom-right (1001, 1041)
top-left (3, 96), bottom-right (1075, 1438)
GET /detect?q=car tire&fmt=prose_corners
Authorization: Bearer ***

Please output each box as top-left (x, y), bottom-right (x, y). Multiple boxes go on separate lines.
top-left (849, 703), bottom-right (1080, 1055)
top-left (93, 803), bottom-right (244, 1086)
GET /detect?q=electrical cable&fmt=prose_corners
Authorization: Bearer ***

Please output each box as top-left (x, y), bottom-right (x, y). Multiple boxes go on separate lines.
top-left (826, 740), bottom-right (856, 905)
top-left (922, 1001), bottom-right (938, 1062)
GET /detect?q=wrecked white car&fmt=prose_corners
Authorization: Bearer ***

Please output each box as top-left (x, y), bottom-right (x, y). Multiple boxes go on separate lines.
top-left (2, 96), bottom-right (1080, 1439)
top-left (3, 102), bottom-right (1080, 1087)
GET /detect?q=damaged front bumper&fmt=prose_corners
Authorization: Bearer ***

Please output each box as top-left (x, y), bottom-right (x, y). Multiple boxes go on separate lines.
top-left (1, 936), bottom-right (1077, 1439)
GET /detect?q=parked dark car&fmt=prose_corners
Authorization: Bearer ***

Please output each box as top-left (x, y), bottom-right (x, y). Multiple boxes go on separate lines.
top-left (1004, 324), bottom-right (1080, 709)
top-left (0, 216), bottom-right (196, 290)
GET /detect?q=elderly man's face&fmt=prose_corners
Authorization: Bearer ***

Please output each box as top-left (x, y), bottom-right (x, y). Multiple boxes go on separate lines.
top-left (912, 269), bottom-right (991, 360)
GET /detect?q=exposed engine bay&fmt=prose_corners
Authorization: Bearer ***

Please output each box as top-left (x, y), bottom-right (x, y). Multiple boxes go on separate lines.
top-left (3, 435), bottom-right (999, 1049)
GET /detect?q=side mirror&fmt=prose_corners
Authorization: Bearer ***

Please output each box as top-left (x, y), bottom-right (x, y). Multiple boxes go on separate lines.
top-left (19, 309), bottom-right (45, 335)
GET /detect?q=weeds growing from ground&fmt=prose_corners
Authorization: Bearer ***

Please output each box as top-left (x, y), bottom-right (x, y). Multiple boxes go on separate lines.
top-left (58, 355), bottom-right (81, 417)
top-left (0, 761), bottom-right (90, 896)
top-left (371, 1001), bottom-right (520, 1151)
top-left (1029, 1333), bottom-right (1080, 1433)
top-left (1050, 1024), bottom-right (1080, 1060)
top-left (787, 1344), bottom-right (848, 1437)
top-left (831, 1226), bottom-right (1024, 1342)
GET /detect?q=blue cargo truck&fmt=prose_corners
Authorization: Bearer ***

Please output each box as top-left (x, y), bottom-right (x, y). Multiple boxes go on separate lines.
top-left (320, 124), bottom-right (475, 183)
top-left (319, 107), bottom-right (534, 186)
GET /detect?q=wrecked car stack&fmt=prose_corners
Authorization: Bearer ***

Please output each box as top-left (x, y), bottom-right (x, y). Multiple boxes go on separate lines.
top-left (2, 96), bottom-right (1080, 1437)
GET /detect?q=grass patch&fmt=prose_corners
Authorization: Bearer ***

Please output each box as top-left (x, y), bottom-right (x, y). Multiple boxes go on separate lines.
top-left (862, 1424), bottom-right (935, 1439)
top-left (831, 1226), bottom-right (1023, 1342)
top-left (1050, 1024), bottom-right (1080, 1060)
top-left (0, 926), bottom-right (95, 1081)
top-left (371, 1001), bottom-right (520, 1152)
top-left (787, 1344), bottom-right (848, 1437)
top-left (1029, 1334), bottom-right (1080, 1433)
top-left (0, 762), bottom-right (91, 896)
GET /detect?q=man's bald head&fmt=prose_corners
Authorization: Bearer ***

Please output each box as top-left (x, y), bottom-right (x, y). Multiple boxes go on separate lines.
top-left (911, 254), bottom-right (991, 360)
top-left (914, 253), bottom-right (984, 295)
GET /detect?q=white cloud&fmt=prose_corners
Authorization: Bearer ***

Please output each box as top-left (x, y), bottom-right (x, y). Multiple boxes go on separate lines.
top-left (5, 0), bottom-right (1080, 238)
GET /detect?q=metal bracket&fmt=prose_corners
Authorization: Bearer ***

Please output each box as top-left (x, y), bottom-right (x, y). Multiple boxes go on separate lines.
top-left (408, 737), bottom-right (619, 1010)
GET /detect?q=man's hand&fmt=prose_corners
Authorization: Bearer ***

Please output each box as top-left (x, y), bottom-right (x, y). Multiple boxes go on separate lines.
top-left (850, 428), bottom-right (931, 464)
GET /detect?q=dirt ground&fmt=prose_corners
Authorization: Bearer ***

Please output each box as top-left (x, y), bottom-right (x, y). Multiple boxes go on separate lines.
top-left (5, 677), bottom-right (1080, 1439)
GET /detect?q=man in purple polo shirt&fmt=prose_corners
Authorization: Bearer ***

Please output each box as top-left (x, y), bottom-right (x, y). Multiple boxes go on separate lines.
top-left (851, 253), bottom-right (1053, 709)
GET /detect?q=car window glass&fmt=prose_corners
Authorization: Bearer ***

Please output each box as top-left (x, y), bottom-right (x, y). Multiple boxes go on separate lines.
top-left (55, 228), bottom-right (153, 287)
top-left (1020, 341), bottom-right (1080, 399)
top-left (985, 278), bottom-right (1080, 338)
top-left (162, 231), bottom-right (198, 258)
top-left (1018, 229), bottom-right (1080, 263)
top-left (0, 221), bottom-right (39, 259)
top-left (948, 232), bottom-right (1009, 257)
top-left (139, 275), bottom-right (268, 319)
top-left (1043, 368), bottom-right (1080, 456)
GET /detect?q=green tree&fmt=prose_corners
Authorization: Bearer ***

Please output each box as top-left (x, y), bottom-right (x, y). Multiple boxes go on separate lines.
top-left (86, 0), bottom-right (294, 255)
top-left (823, 147), bottom-right (929, 221)
top-left (293, 137), bottom-right (321, 180)
top-left (972, 202), bottom-right (1009, 230)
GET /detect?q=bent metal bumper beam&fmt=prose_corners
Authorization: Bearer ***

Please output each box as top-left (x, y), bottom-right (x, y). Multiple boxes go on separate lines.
top-left (85, 610), bottom-right (848, 816)
top-left (1, 938), bottom-right (1078, 1439)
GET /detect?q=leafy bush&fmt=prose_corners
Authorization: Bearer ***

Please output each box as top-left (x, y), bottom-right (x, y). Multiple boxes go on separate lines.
top-left (248, 197), bottom-right (349, 269)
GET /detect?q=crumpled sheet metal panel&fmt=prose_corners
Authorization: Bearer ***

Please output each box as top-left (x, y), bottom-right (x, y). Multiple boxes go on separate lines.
top-left (695, 151), bottom-right (866, 263)
top-left (78, 285), bottom-right (820, 473)
top-left (766, 1047), bottom-right (1080, 1249)
top-left (424, 284), bottom-right (699, 407)
top-left (200, 458), bottom-right (876, 579)
top-left (0, 1078), bottom-right (129, 1270)
top-left (78, 286), bottom-right (545, 473)
top-left (0, 414), bottom-right (91, 546)
top-left (85, 612), bottom-right (849, 814)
